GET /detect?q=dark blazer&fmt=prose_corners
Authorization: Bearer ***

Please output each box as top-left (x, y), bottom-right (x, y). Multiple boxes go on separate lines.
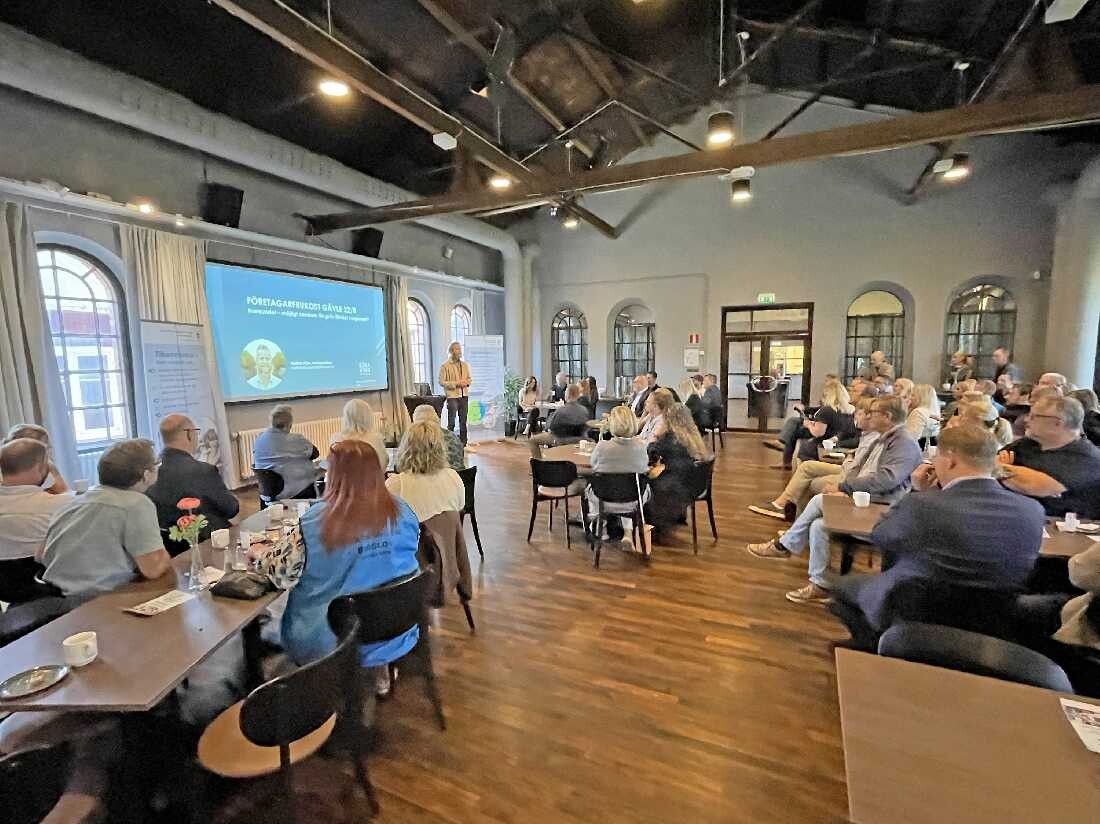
top-left (147, 447), bottom-right (240, 543)
top-left (837, 426), bottom-right (924, 504)
top-left (629, 386), bottom-right (656, 417)
top-left (844, 478), bottom-right (1045, 628)
top-left (550, 382), bottom-right (568, 403)
top-left (684, 394), bottom-right (707, 431)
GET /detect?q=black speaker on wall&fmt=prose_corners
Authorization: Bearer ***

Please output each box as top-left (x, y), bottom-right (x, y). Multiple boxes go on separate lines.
top-left (351, 228), bottom-right (384, 259)
top-left (201, 183), bottom-right (244, 228)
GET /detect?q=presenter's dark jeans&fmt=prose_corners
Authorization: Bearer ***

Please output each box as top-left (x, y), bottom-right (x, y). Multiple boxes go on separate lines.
top-left (447, 396), bottom-right (469, 445)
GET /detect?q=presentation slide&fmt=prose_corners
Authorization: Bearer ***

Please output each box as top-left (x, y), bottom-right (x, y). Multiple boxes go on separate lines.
top-left (205, 262), bottom-right (389, 402)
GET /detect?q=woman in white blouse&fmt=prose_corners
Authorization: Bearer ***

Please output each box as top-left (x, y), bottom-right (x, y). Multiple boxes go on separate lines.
top-left (904, 383), bottom-right (941, 443)
top-left (385, 421), bottom-right (465, 522)
top-left (519, 376), bottom-right (541, 436)
top-left (328, 398), bottom-right (389, 470)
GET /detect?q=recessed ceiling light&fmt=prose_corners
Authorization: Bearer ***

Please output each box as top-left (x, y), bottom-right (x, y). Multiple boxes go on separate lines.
top-left (941, 153), bottom-right (971, 181)
top-left (707, 111), bottom-right (736, 148)
top-left (489, 174), bottom-right (512, 190)
top-left (174, 215), bottom-right (186, 227)
top-left (136, 201), bottom-right (156, 214)
top-left (319, 79), bottom-right (350, 97)
top-left (562, 214), bottom-right (579, 229)
top-left (730, 179), bottom-right (752, 202)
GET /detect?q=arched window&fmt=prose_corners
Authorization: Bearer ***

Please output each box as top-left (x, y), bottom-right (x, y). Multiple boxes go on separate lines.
top-left (845, 290), bottom-right (905, 381)
top-left (407, 298), bottom-right (431, 386)
top-left (37, 246), bottom-right (134, 451)
top-left (944, 283), bottom-right (1017, 380)
top-left (614, 304), bottom-right (656, 389)
top-left (450, 304), bottom-right (472, 348)
top-left (551, 306), bottom-right (587, 383)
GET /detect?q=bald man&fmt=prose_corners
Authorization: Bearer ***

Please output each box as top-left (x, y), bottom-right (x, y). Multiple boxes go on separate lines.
top-left (146, 414), bottom-right (238, 554)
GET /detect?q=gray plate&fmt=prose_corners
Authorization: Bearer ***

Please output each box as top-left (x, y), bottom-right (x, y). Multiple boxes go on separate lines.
top-left (0, 665), bottom-right (70, 699)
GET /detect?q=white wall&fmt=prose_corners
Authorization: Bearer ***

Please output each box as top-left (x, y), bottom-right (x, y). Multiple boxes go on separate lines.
top-left (528, 95), bottom-right (1099, 398)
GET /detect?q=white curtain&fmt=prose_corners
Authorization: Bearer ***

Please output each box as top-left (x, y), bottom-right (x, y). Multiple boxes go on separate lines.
top-left (0, 201), bottom-right (79, 479)
top-left (120, 224), bottom-right (206, 324)
top-left (386, 275), bottom-right (415, 436)
top-left (471, 288), bottom-right (486, 335)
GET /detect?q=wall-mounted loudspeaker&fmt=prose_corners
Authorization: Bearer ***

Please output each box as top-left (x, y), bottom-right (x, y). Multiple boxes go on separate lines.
top-left (351, 228), bottom-right (384, 259)
top-left (200, 183), bottom-right (244, 228)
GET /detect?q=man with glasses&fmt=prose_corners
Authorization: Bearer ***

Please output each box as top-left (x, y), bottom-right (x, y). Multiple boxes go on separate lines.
top-left (746, 395), bottom-right (923, 604)
top-left (43, 438), bottom-right (171, 595)
top-left (999, 396), bottom-right (1100, 518)
top-left (147, 414), bottom-right (239, 554)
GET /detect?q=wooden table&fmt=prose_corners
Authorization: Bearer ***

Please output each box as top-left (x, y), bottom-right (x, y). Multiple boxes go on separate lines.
top-left (0, 538), bottom-right (282, 712)
top-left (836, 649), bottom-right (1100, 823)
top-left (239, 499), bottom-right (313, 534)
top-left (542, 444), bottom-right (592, 468)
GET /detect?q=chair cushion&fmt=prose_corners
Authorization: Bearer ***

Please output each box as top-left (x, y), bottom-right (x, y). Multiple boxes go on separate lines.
top-left (537, 485), bottom-right (569, 497)
top-left (197, 700), bottom-right (336, 779)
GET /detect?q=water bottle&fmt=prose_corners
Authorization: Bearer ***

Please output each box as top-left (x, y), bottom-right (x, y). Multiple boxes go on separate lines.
top-left (1065, 512), bottom-right (1079, 531)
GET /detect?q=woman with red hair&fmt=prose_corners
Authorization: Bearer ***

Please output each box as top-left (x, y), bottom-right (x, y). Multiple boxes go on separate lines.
top-left (282, 440), bottom-right (420, 689)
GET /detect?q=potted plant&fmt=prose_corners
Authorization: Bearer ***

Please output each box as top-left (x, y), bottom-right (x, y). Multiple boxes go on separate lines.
top-left (502, 370), bottom-right (523, 437)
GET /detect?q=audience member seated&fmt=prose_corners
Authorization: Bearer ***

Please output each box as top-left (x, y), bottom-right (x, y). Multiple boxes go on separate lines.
top-left (550, 371), bottom-right (569, 403)
top-left (1002, 381), bottom-right (1033, 432)
top-left (830, 425), bottom-right (1045, 649)
top-left (999, 395), bottom-right (1100, 519)
top-left (992, 346), bottom-right (1022, 386)
top-left (677, 377), bottom-right (707, 433)
top-left (3, 423), bottom-right (70, 494)
top-left (586, 406), bottom-right (651, 543)
top-left (977, 379), bottom-right (1004, 413)
top-left (746, 395), bottom-right (923, 605)
top-left (412, 404), bottom-right (464, 471)
top-left (994, 372), bottom-right (1015, 406)
top-left (626, 375), bottom-right (649, 417)
top-left (1038, 372), bottom-right (1069, 393)
top-left (580, 376), bottom-right (599, 419)
top-left (942, 378), bottom-right (976, 421)
top-left (1070, 388), bottom-right (1100, 447)
top-left (385, 421), bottom-right (465, 522)
top-left (282, 440), bottom-right (420, 696)
top-left (42, 439), bottom-right (172, 595)
top-left (252, 404), bottom-right (320, 500)
top-left (329, 398), bottom-right (388, 470)
top-left (857, 350), bottom-right (894, 382)
top-left (646, 403), bottom-right (709, 535)
top-left (146, 414), bottom-right (239, 554)
top-left (0, 438), bottom-right (74, 603)
top-left (777, 382), bottom-right (854, 471)
top-left (947, 350), bottom-right (973, 384)
top-left (951, 396), bottom-right (1014, 448)
top-left (518, 376), bottom-right (541, 436)
top-left (701, 373), bottom-right (723, 425)
top-left (639, 387), bottom-right (675, 444)
top-left (750, 398), bottom-right (876, 520)
top-left (529, 384), bottom-right (592, 457)
top-left (904, 383), bottom-right (941, 443)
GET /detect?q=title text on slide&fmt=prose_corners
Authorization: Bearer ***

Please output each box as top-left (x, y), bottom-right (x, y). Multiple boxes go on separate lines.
top-left (246, 296), bottom-right (362, 315)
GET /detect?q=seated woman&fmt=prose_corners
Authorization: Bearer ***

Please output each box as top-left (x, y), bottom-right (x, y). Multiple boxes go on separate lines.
top-left (518, 376), bottom-right (541, 436)
top-left (328, 398), bottom-right (388, 469)
top-left (646, 403), bottom-right (710, 534)
top-left (950, 395), bottom-right (1014, 448)
top-left (580, 376), bottom-right (599, 420)
top-left (778, 382), bottom-right (855, 470)
top-left (411, 404), bottom-right (464, 472)
top-left (904, 383), bottom-right (941, 445)
top-left (586, 406), bottom-right (650, 542)
top-left (385, 421), bottom-right (465, 522)
top-left (282, 440), bottom-right (421, 694)
top-left (639, 388), bottom-right (675, 444)
top-left (676, 377), bottom-right (708, 432)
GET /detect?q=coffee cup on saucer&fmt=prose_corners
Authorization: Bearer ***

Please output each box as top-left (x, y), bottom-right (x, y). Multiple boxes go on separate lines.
top-left (62, 631), bottom-right (98, 667)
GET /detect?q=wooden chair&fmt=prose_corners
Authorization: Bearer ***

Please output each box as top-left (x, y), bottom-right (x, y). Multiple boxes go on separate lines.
top-left (329, 570), bottom-right (447, 731)
top-left (527, 459), bottom-right (581, 549)
top-left (457, 466), bottom-right (483, 559)
top-left (688, 456), bottom-right (718, 551)
top-left (585, 473), bottom-right (649, 568)
top-left (196, 613), bottom-right (374, 821)
top-left (252, 467), bottom-right (283, 510)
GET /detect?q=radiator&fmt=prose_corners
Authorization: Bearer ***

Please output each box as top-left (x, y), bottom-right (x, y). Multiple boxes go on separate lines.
top-left (234, 417), bottom-right (342, 482)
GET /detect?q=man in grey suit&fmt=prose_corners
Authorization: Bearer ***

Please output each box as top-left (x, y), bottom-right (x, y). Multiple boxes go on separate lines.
top-left (829, 425), bottom-right (1045, 649)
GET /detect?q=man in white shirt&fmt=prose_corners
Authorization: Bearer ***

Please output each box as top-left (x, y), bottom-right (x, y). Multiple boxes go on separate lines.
top-left (0, 438), bottom-right (74, 602)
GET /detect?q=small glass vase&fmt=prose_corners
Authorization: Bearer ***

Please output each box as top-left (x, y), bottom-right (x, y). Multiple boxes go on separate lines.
top-left (188, 541), bottom-right (204, 591)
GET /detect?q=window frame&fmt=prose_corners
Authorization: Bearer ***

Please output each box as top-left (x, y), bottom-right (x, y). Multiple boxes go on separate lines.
top-left (450, 304), bottom-right (472, 348)
top-left (550, 306), bottom-right (588, 384)
top-left (407, 298), bottom-right (432, 387)
top-left (943, 283), bottom-right (1017, 380)
top-left (613, 312), bottom-right (656, 383)
top-left (844, 291), bottom-right (906, 382)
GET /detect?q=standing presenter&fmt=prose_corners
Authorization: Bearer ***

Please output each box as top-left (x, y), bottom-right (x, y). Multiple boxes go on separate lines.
top-left (439, 341), bottom-right (472, 446)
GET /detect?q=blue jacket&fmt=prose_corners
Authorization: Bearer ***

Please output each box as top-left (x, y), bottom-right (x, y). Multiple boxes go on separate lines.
top-left (838, 425), bottom-right (924, 504)
top-left (282, 498), bottom-right (421, 666)
top-left (848, 478), bottom-right (1045, 627)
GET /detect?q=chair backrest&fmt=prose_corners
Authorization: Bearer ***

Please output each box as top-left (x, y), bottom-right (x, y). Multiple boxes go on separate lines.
top-left (878, 621), bottom-right (1074, 692)
top-left (530, 458), bottom-right (578, 489)
top-left (881, 578), bottom-right (1020, 640)
top-left (0, 593), bottom-right (89, 648)
top-left (688, 456), bottom-right (715, 499)
top-left (588, 473), bottom-right (647, 505)
top-left (238, 613), bottom-right (361, 748)
top-left (457, 465), bottom-right (477, 514)
top-left (0, 742), bottom-right (71, 824)
top-left (327, 569), bottom-right (431, 647)
top-left (253, 467), bottom-right (284, 501)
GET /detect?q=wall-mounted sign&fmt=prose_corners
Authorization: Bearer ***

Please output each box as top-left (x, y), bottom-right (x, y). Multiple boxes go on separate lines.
top-left (683, 347), bottom-right (702, 370)
top-left (757, 292), bottom-right (776, 304)
top-left (688, 333), bottom-right (700, 344)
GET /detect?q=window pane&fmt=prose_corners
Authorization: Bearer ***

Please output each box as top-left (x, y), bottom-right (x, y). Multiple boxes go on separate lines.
top-left (55, 270), bottom-right (90, 299)
top-left (99, 340), bottom-right (124, 371)
top-left (64, 337), bottom-right (100, 370)
top-left (105, 372), bottom-right (127, 405)
top-left (77, 408), bottom-right (108, 441)
top-left (40, 267), bottom-right (57, 298)
top-left (58, 299), bottom-right (96, 335)
top-left (108, 406), bottom-right (129, 440)
top-left (86, 272), bottom-right (112, 301)
top-left (45, 299), bottom-right (61, 334)
top-left (96, 304), bottom-right (118, 336)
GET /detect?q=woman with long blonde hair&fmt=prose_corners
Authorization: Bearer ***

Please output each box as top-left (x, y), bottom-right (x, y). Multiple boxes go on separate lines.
top-left (647, 403), bottom-right (710, 534)
top-left (386, 420), bottom-right (465, 522)
top-left (904, 384), bottom-right (941, 442)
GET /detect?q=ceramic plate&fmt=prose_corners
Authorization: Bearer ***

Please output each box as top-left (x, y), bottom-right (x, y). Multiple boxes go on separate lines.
top-left (0, 665), bottom-right (70, 699)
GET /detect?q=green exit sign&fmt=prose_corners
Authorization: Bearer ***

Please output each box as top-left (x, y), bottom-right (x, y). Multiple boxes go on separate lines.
top-left (757, 292), bottom-right (776, 304)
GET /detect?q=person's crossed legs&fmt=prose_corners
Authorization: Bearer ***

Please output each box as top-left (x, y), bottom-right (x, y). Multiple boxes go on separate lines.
top-left (745, 492), bottom-right (834, 604)
top-left (749, 459), bottom-right (841, 521)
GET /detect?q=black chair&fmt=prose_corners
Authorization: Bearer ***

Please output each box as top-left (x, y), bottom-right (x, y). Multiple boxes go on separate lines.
top-left (0, 593), bottom-right (89, 648)
top-left (687, 456), bottom-right (718, 551)
top-left (702, 406), bottom-right (724, 451)
top-left (457, 466), bottom-right (483, 559)
top-left (329, 569), bottom-right (446, 731)
top-left (878, 622), bottom-right (1074, 692)
top-left (195, 613), bottom-right (373, 821)
top-left (528, 459), bottom-right (581, 549)
top-left (880, 578), bottom-right (1022, 641)
top-left (253, 467), bottom-right (284, 510)
top-left (585, 473), bottom-right (648, 568)
top-left (513, 405), bottom-right (542, 439)
top-left (0, 742), bottom-right (74, 824)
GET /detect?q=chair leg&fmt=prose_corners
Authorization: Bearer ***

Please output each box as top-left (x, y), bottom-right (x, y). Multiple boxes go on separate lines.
top-left (422, 646), bottom-right (446, 731)
top-left (840, 540), bottom-right (855, 575)
top-left (352, 751), bottom-right (380, 815)
top-left (548, 499), bottom-right (553, 531)
top-left (691, 501), bottom-right (698, 552)
top-left (461, 595), bottom-right (476, 632)
top-left (593, 509), bottom-right (603, 568)
top-left (706, 493), bottom-right (718, 540)
top-left (717, 428), bottom-right (724, 448)
top-left (564, 496), bottom-right (571, 549)
top-left (527, 499), bottom-right (537, 542)
top-left (278, 747), bottom-right (296, 824)
top-left (470, 513), bottom-right (484, 558)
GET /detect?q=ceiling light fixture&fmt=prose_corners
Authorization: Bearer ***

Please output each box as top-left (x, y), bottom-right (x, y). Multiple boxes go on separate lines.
top-left (174, 214), bottom-right (186, 227)
top-left (134, 200), bottom-right (156, 214)
top-left (488, 174), bottom-right (512, 190)
top-left (432, 132), bottom-right (458, 151)
top-left (941, 152), bottom-right (971, 181)
top-left (730, 179), bottom-right (752, 203)
top-left (561, 213), bottom-right (580, 229)
top-left (318, 78), bottom-right (350, 97)
top-left (707, 111), bottom-right (736, 148)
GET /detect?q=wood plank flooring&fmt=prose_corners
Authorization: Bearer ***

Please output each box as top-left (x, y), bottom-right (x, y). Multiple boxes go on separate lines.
top-left (226, 434), bottom-right (854, 823)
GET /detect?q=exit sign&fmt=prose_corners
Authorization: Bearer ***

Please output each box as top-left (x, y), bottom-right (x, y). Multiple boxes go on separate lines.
top-left (757, 292), bottom-right (776, 304)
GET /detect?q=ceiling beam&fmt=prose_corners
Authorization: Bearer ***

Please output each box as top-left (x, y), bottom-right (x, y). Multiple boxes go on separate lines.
top-left (736, 17), bottom-right (977, 62)
top-left (208, 0), bottom-right (616, 237)
top-left (564, 36), bottom-right (649, 147)
top-left (304, 83), bottom-right (1100, 233)
top-left (721, 0), bottom-right (825, 88)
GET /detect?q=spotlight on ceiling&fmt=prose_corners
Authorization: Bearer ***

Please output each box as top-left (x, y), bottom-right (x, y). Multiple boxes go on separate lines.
top-left (940, 153), bottom-right (971, 181)
top-left (488, 174), bottom-right (512, 190)
top-left (561, 213), bottom-right (580, 229)
top-left (133, 200), bottom-right (156, 214)
top-left (432, 132), bottom-right (458, 151)
top-left (707, 111), bottom-right (736, 148)
top-left (174, 214), bottom-right (186, 227)
top-left (318, 78), bottom-right (350, 97)
top-left (730, 179), bottom-right (752, 203)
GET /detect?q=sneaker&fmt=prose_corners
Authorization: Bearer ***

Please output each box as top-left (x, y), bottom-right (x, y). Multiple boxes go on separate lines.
top-left (746, 539), bottom-right (791, 560)
top-left (763, 439), bottom-right (785, 452)
top-left (785, 583), bottom-right (832, 604)
top-left (748, 501), bottom-right (787, 520)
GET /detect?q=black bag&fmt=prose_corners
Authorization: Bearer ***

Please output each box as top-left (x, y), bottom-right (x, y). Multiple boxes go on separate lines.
top-left (211, 571), bottom-right (272, 600)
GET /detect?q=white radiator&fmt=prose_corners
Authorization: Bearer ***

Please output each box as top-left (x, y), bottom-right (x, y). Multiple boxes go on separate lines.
top-left (234, 417), bottom-right (342, 482)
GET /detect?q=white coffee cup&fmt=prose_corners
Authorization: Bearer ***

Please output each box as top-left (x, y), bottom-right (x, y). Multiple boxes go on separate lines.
top-left (852, 491), bottom-right (871, 508)
top-left (1065, 512), bottom-right (1080, 530)
top-left (74, 479), bottom-right (89, 494)
top-left (211, 529), bottom-right (231, 549)
top-left (822, 438), bottom-right (837, 451)
top-left (62, 631), bottom-right (98, 667)
top-left (268, 503), bottom-right (285, 523)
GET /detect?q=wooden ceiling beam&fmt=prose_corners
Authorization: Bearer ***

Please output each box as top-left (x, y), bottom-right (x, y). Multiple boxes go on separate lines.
top-left (304, 83), bottom-right (1100, 233)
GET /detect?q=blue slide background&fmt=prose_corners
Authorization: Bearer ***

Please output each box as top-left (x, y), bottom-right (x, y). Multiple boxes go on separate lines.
top-left (205, 262), bottom-right (389, 401)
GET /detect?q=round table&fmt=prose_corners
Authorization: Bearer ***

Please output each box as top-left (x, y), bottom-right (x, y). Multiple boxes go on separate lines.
top-left (542, 444), bottom-right (592, 468)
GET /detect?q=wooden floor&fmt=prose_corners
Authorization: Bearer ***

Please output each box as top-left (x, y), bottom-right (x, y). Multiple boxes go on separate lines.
top-left (224, 434), bottom-right (853, 823)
